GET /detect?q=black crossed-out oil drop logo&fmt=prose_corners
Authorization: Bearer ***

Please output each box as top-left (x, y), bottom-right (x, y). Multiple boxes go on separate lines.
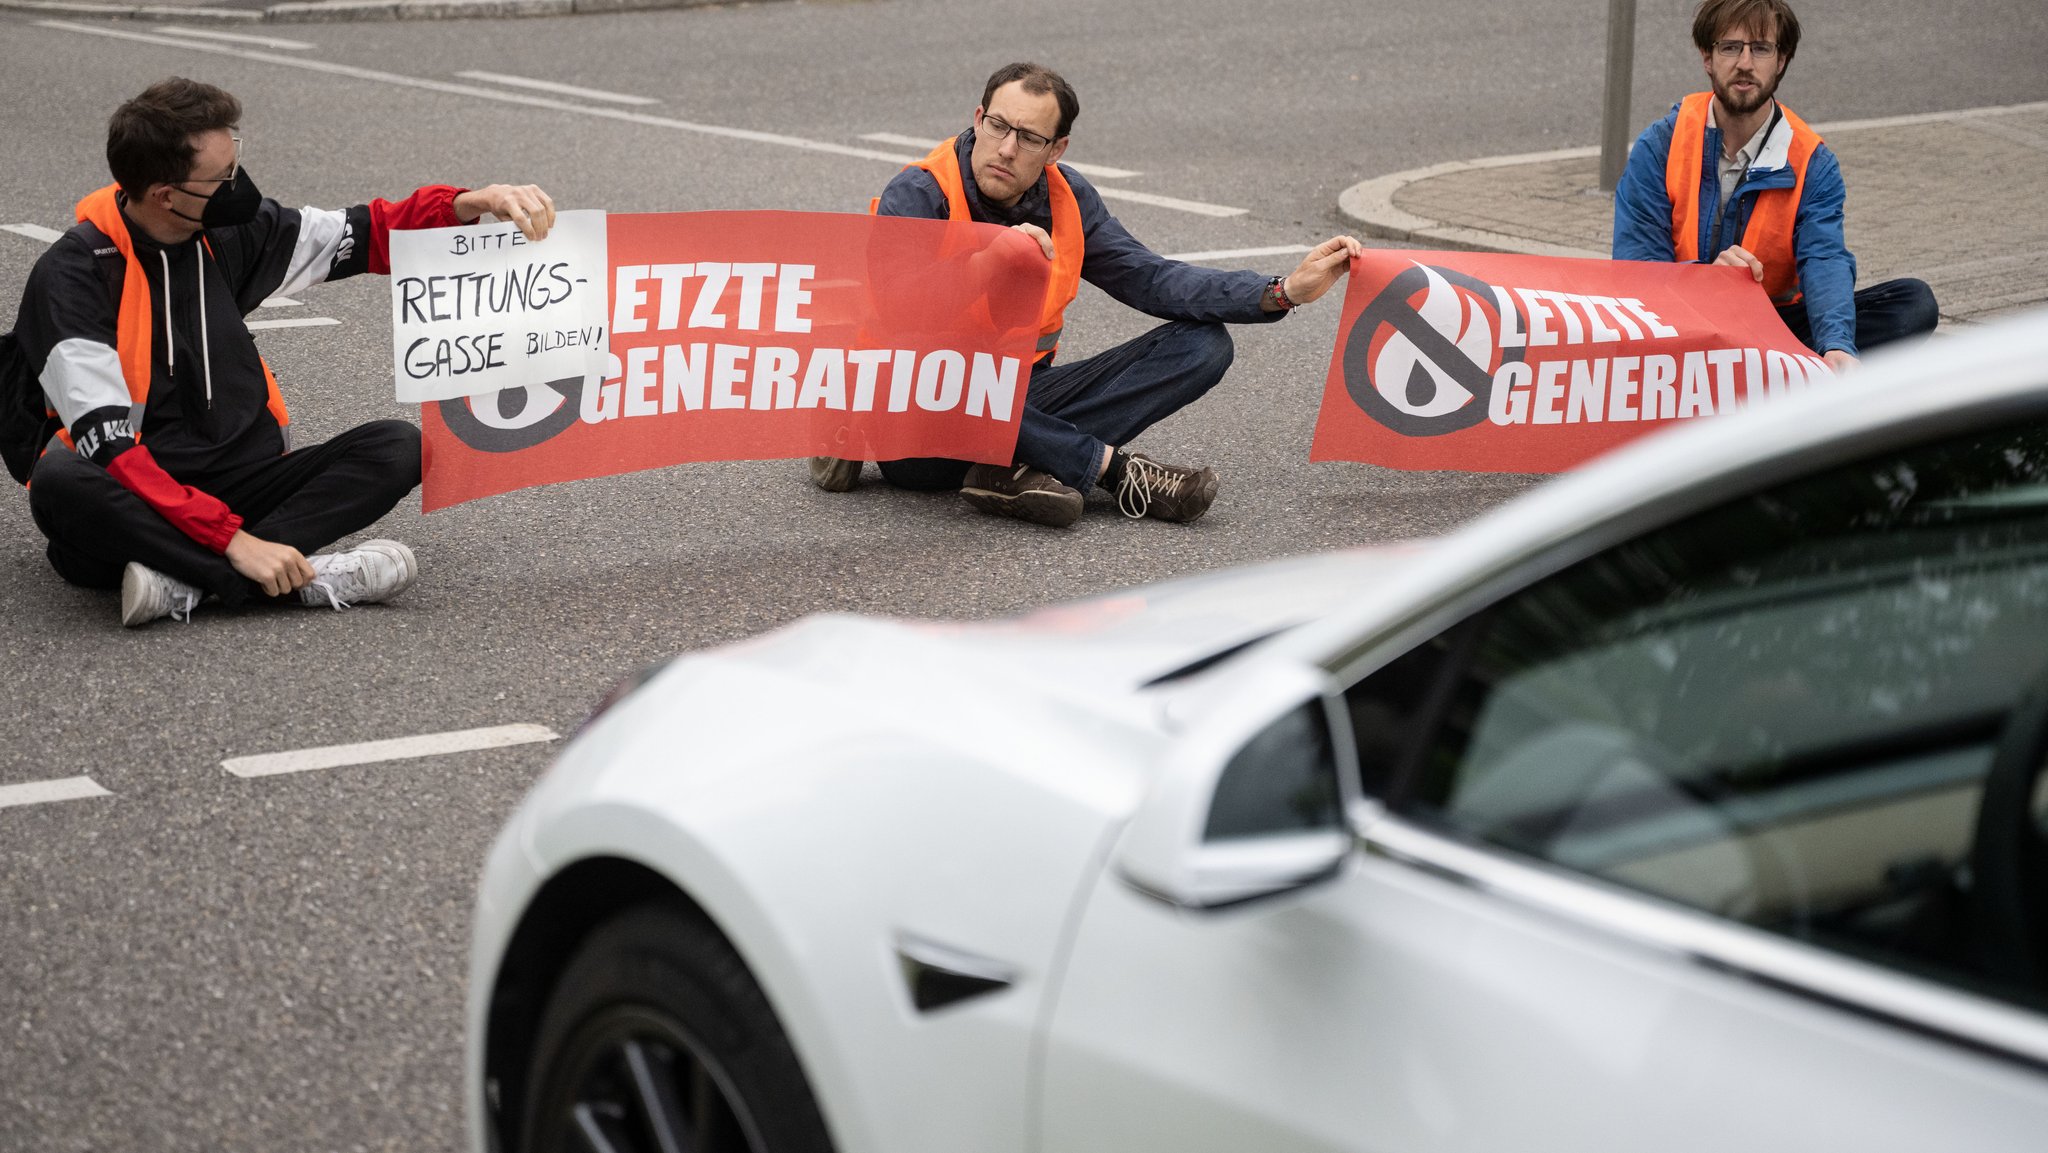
top-left (1341, 263), bottom-right (1526, 438)
top-left (434, 377), bottom-right (583, 453)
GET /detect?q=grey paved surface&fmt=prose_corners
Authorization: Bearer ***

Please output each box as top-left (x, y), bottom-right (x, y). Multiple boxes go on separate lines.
top-left (1346, 102), bottom-right (2048, 326)
top-left (1, 0), bottom-right (2045, 1149)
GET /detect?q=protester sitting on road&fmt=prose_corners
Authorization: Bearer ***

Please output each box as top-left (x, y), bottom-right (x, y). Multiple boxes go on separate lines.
top-left (9, 77), bottom-right (556, 627)
top-left (1612, 0), bottom-right (1937, 369)
top-left (809, 61), bottom-right (1362, 528)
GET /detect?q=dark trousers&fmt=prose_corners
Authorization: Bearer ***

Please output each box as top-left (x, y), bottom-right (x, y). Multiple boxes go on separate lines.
top-left (879, 320), bottom-right (1236, 492)
top-left (1777, 278), bottom-right (1939, 356)
top-left (28, 419), bottom-right (421, 607)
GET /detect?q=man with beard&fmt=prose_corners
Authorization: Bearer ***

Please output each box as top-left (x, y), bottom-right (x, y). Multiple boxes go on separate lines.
top-left (1613, 0), bottom-right (1936, 368)
top-left (7, 77), bottom-right (556, 626)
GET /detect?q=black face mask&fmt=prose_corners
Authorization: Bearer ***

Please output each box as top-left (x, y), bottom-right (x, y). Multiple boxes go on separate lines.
top-left (168, 167), bottom-right (262, 230)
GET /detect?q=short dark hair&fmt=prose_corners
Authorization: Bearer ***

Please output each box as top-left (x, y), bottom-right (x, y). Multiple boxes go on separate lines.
top-left (980, 62), bottom-right (1079, 140)
top-left (107, 78), bottom-right (241, 198)
top-left (1692, 0), bottom-right (1801, 64)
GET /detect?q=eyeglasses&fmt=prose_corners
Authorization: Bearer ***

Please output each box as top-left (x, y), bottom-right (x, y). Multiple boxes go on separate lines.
top-left (1712, 39), bottom-right (1779, 60)
top-left (182, 135), bottom-right (243, 187)
top-left (979, 114), bottom-right (1057, 156)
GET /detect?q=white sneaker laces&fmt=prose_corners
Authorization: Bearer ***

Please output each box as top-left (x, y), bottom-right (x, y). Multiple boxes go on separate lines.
top-left (302, 554), bottom-right (364, 611)
top-left (168, 588), bottom-right (199, 623)
top-left (1116, 456), bottom-right (1183, 519)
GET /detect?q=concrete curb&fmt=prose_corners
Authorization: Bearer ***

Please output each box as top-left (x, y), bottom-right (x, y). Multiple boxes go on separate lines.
top-left (1336, 146), bottom-right (1608, 260)
top-left (3, 0), bottom-right (735, 22)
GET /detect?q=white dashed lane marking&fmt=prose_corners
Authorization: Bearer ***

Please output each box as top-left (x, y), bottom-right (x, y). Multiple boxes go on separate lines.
top-left (3, 223), bottom-right (64, 242)
top-left (221, 723), bottom-right (559, 778)
top-left (157, 26), bottom-right (314, 51)
top-left (33, 22), bottom-right (1247, 219)
top-left (0, 776), bottom-right (111, 810)
top-left (247, 317), bottom-right (342, 330)
top-left (259, 296), bottom-right (303, 308)
top-left (456, 70), bottom-right (659, 106)
top-left (858, 132), bottom-right (1142, 180)
top-left (1162, 243), bottom-right (1313, 263)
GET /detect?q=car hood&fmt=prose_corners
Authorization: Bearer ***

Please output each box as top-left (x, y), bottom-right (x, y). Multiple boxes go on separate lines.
top-left (719, 540), bottom-right (1426, 707)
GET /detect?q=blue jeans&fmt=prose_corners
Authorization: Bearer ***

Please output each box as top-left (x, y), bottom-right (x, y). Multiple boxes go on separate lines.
top-left (1777, 278), bottom-right (1939, 356)
top-left (879, 320), bottom-right (1235, 492)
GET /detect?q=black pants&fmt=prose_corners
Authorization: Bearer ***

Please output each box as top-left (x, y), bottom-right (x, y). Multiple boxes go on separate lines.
top-left (28, 419), bottom-right (421, 607)
top-left (1777, 278), bottom-right (1939, 356)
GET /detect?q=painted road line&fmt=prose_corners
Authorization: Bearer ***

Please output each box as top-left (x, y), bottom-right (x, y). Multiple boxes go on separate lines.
top-left (3, 223), bottom-right (64, 243)
top-left (158, 26), bottom-right (314, 51)
top-left (259, 296), bottom-right (303, 308)
top-left (0, 776), bottom-right (110, 810)
top-left (222, 723), bottom-right (559, 778)
top-left (455, 70), bottom-right (659, 106)
top-left (247, 317), bottom-right (340, 331)
top-left (1162, 243), bottom-right (1312, 262)
top-left (1094, 187), bottom-right (1246, 218)
top-left (858, 132), bottom-right (1142, 179)
top-left (35, 23), bottom-right (1244, 219)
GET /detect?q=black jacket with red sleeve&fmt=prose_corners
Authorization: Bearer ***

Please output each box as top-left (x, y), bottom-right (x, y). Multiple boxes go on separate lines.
top-left (10, 185), bottom-right (465, 551)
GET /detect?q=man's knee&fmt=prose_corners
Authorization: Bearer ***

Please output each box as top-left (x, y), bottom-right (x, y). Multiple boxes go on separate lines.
top-left (355, 419), bottom-right (423, 488)
top-left (26, 450), bottom-right (99, 532)
top-left (1859, 278), bottom-right (1940, 349)
top-left (1182, 321), bottom-right (1235, 378)
top-left (1892, 279), bottom-right (1939, 340)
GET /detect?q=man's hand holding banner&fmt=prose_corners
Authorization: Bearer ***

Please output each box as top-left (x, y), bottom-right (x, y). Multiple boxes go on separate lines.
top-left (1310, 250), bottom-right (1833, 473)
top-left (400, 210), bottom-right (1050, 510)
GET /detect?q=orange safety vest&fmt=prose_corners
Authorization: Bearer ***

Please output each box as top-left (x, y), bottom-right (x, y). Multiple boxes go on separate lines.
top-left (872, 137), bottom-right (1084, 362)
top-left (1664, 92), bottom-right (1822, 305)
top-left (72, 185), bottom-right (291, 444)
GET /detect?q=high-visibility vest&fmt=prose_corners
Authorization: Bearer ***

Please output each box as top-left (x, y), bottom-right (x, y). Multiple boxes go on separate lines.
top-left (73, 185), bottom-right (291, 442)
top-left (1664, 92), bottom-right (1822, 305)
top-left (872, 137), bottom-right (1084, 362)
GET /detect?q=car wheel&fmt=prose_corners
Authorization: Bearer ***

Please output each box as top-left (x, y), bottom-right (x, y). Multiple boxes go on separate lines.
top-left (518, 902), bottom-right (836, 1153)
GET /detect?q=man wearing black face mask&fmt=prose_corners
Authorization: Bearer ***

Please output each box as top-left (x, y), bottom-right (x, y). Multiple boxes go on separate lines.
top-left (11, 77), bottom-right (556, 626)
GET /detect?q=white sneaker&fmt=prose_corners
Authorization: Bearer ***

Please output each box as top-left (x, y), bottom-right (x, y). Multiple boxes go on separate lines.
top-left (297, 539), bottom-right (418, 611)
top-left (120, 562), bottom-right (203, 627)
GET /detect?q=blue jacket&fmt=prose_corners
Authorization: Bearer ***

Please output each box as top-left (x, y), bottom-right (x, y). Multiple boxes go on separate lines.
top-left (875, 131), bottom-right (1281, 349)
top-left (1612, 99), bottom-right (1859, 356)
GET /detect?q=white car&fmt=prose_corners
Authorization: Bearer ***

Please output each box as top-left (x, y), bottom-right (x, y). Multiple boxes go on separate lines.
top-left (467, 310), bottom-right (2048, 1153)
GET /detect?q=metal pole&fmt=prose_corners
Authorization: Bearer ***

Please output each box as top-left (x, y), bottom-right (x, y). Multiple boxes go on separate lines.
top-left (1599, 0), bottom-right (1638, 192)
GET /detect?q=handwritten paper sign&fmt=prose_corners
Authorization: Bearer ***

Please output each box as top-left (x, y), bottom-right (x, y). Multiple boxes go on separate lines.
top-left (388, 209), bottom-right (609, 403)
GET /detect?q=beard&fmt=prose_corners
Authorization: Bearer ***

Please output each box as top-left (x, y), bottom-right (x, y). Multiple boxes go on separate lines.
top-left (1714, 67), bottom-right (1780, 116)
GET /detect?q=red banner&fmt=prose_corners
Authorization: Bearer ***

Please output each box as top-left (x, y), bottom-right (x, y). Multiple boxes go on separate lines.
top-left (1311, 250), bottom-right (1829, 473)
top-left (420, 210), bottom-right (1050, 510)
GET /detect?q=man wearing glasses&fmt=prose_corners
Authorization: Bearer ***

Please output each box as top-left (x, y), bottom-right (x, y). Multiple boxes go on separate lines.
top-left (811, 61), bottom-right (1362, 528)
top-left (1613, 0), bottom-right (1936, 370)
top-left (7, 77), bottom-right (556, 626)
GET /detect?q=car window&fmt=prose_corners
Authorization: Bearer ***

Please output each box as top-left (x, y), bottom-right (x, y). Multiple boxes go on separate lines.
top-left (1349, 418), bottom-right (2048, 1009)
top-left (1204, 701), bottom-right (1343, 841)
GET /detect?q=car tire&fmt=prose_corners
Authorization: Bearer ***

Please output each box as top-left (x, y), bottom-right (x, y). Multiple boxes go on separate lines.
top-left (517, 902), bottom-right (837, 1153)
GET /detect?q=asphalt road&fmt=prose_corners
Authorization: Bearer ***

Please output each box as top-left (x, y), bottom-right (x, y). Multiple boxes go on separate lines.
top-left (2, 1), bottom-right (2045, 1148)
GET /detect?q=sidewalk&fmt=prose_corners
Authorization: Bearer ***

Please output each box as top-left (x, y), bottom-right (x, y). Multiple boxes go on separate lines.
top-left (1338, 101), bottom-right (2048, 328)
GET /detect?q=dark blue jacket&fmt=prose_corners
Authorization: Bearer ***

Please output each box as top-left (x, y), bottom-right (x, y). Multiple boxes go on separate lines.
top-left (1612, 100), bottom-right (1858, 356)
top-left (875, 130), bottom-right (1282, 348)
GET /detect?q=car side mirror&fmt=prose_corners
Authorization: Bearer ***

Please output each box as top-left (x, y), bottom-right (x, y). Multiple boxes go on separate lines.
top-left (1114, 660), bottom-right (1358, 911)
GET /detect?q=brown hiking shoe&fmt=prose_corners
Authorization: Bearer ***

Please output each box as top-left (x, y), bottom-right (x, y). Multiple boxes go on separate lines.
top-left (960, 463), bottom-right (1085, 528)
top-left (1108, 452), bottom-right (1219, 523)
top-left (809, 456), bottom-right (862, 492)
